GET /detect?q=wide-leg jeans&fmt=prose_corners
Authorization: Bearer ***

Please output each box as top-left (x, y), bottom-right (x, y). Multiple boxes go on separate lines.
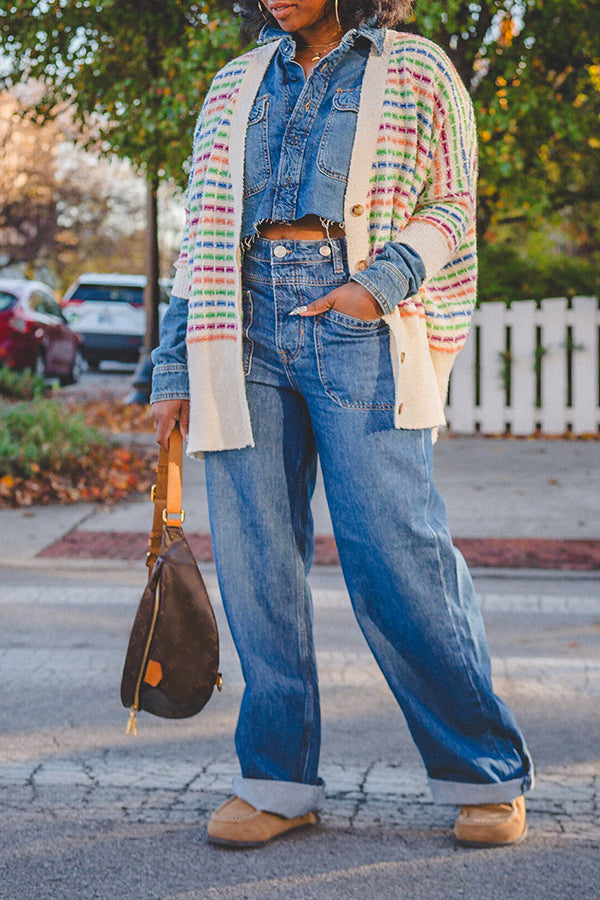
top-left (204, 237), bottom-right (534, 818)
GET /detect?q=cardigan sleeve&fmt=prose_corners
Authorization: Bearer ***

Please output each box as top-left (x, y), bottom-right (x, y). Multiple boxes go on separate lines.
top-left (170, 83), bottom-right (218, 301)
top-left (150, 75), bottom-right (226, 400)
top-left (397, 51), bottom-right (478, 280)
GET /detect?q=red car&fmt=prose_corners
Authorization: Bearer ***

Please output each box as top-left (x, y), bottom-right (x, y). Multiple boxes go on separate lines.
top-left (0, 278), bottom-right (83, 384)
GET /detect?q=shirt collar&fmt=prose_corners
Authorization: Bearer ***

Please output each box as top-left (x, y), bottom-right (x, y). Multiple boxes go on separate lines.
top-left (257, 21), bottom-right (385, 55)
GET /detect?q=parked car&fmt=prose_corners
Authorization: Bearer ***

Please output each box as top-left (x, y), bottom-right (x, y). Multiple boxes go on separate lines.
top-left (0, 278), bottom-right (83, 384)
top-left (62, 273), bottom-right (171, 369)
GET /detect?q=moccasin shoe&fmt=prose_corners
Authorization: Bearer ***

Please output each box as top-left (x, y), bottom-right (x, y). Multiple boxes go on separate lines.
top-left (207, 796), bottom-right (318, 848)
top-left (454, 795), bottom-right (526, 847)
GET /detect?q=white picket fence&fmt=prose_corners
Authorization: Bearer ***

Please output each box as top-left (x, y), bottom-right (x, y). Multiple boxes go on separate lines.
top-left (445, 295), bottom-right (600, 435)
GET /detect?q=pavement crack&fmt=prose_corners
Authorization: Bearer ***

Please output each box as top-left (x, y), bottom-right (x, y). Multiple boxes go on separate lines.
top-left (25, 761), bottom-right (43, 803)
top-left (166, 771), bottom-right (202, 812)
top-left (348, 759), bottom-right (378, 832)
top-left (80, 760), bottom-right (99, 804)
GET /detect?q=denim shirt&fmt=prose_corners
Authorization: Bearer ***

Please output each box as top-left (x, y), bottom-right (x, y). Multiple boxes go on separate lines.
top-left (243, 23), bottom-right (425, 315)
top-left (151, 24), bottom-right (426, 403)
top-left (241, 24), bottom-right (371, 235)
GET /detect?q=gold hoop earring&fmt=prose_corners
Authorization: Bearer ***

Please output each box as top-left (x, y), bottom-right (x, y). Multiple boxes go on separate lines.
top-left (257, 0), bottom-right (269, 21)
top-left (334, 0), bottom-right (341, 29)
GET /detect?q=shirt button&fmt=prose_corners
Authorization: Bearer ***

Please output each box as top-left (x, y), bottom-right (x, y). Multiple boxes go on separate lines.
top-left (398, 403), bottom-right (404, 415)
top-left (273, 245), bottom-right (288, 258)
top-left (319, 244), bottom-right (332, 256)
top-left (356, 259), bottom-right (368, 271)
top-left (401, 352), bottom-right (406, 363)
top-left (305, 99), bottom-right (311, 110)
top-left (351, 204), bottom-right (364, 216)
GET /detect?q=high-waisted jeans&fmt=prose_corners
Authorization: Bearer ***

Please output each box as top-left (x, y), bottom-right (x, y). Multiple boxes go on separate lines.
top-left (204, 237), bottom-right (534, 818)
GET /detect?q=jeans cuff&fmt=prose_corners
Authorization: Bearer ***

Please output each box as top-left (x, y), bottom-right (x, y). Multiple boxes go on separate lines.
top-left (428, 770), bottom-right (535, 805)
top-left (232, 776), bottom-right (325, 818)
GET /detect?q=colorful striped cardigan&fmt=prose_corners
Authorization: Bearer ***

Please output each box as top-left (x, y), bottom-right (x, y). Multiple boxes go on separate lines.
top-left (172, 29), bottom-right (478, 454)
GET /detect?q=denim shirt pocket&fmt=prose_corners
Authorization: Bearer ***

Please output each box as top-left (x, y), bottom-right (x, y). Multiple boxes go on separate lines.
top-left (317, 87), bottom-right (361, 182)
top-left (243, 94), bottom-right (272, 199)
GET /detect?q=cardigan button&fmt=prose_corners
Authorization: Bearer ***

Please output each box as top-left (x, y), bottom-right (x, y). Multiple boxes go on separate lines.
top-left (398, 403), bottom-right (404, 415)
top-left (351, 204), bottom-right (364, 216)
top-left (401, 352), bottom-right (406, 363)
top-left (356, 259), bottom-right (368, 271)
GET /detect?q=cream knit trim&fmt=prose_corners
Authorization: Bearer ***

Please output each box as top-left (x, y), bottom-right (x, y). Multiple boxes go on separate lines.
top-left (397, 220), bottom-right (455, 280)
top-left (430, 348), bottom-right (457, 413)
top-left (344, 32), bottom-right (393, 273)
top-left (187, 339), bottom-right (254, 455)
top-left (385, 311), bottom-right (446, 429)
top-left (172, 258), bottom-right (189, 299)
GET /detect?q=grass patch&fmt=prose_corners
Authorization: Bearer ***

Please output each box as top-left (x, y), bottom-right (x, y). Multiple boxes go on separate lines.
top-left (0, 366), bottom-right (50, 401)
top-left (0, 399), bottom-right (106, 479)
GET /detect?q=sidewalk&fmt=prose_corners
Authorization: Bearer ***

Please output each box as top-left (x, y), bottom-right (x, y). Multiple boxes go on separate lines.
top-left (1, 435), bottom-right (598, 570)
top-left (1, 563), bottom-right (599, 899)
top-left (1, 427), bottom-right (600, 898)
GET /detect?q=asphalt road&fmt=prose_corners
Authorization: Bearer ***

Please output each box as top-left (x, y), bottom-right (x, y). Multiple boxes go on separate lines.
top-left (0, 564), bottom-right (599, 900)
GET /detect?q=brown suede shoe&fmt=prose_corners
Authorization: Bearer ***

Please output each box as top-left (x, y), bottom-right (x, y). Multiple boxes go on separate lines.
top-left (206, 796), bottom-right (318, 848)
top-left (454, 795), bottom-right (527, 847)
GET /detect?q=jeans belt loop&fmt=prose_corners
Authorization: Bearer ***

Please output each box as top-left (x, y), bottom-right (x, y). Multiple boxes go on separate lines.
top-left (331, 238), bottom-right (344, 275)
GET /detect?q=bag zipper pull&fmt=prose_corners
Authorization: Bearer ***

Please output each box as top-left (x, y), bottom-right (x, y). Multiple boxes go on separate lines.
top-left (126, 707), bottom-right (138, 736)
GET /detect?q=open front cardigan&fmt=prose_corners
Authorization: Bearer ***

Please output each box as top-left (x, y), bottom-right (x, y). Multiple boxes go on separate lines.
top-left (171, 29), bottom-right (478, 454)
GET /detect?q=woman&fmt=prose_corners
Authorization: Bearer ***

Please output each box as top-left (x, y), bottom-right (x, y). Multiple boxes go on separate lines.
top-left (151, 0), bottom-right (534, 848)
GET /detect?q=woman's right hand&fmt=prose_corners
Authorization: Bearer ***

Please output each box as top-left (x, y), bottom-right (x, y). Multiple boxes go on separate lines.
top-left (151, 399), bottom-right (190, 451)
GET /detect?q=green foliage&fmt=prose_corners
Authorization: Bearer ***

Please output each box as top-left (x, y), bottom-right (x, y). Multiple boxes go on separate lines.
top-left (0, 399), bottom-right (107, 478)
top-left (478, 244), bottom-right (600, 302)
top-left (0, 367), bottom-right (50, 401)
top-left (410, 2), bottom-right (600, 238)
top-left (0, 1), bottom-right (247, 187)
top-left (1, 0), bottom-right (599, 256)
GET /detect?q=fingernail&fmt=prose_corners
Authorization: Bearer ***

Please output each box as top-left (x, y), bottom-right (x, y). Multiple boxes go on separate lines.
top-left (289, 306), bottom-right (307, 316)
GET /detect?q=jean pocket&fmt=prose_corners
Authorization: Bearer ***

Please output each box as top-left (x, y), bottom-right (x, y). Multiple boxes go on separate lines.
top-left (317, 87), bottom-right (360, 182)
top-left (315, 310), bottom-right (395, 409)
top-left (243, 95), bottom-right (271, 199)
top-left (242, 290), bottom-right (254, 376)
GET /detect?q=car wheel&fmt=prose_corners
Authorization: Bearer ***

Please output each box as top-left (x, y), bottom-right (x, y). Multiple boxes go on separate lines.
top-left (61, 350), bottom-right (85, 386)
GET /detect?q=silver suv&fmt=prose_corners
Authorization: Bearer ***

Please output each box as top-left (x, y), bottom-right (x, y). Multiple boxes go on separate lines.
top-left (62, 273), bottom-right (147, 369)
top-left (62, 273), bottom-right (172, 369)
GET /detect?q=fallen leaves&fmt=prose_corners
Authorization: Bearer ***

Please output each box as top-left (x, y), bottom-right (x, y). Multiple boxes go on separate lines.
top-left (0, 442), bottom-right (156, 508)
top-left (69, 398), bottom-right (154, 434)
top-left (0, 394), bottom-right (157, 509)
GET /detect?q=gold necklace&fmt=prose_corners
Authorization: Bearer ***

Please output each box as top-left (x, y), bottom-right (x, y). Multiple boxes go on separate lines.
top-left (297, 37), bottom-right (342, 61)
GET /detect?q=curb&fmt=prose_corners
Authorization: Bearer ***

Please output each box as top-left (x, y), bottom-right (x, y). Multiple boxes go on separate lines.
top-left (35, 530), bottom-right (600, 571)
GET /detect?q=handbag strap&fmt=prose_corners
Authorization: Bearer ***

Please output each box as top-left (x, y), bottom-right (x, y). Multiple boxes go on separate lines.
top-left (147, 423), bottom-right (184, 573)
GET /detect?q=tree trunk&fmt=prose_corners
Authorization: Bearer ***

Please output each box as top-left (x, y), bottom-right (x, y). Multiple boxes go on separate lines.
top-left (144, 175), bottom-right (160, 353)
top-left (126, 175), bottom-right (160, 404)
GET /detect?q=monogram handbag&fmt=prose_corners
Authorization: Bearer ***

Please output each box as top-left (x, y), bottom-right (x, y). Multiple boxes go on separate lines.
top-left (120, 423), bottom-right (221, 734)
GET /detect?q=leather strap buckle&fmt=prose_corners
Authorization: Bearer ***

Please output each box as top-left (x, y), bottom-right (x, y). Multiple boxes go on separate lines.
top-left (162, 508), bottom-right (185, 525)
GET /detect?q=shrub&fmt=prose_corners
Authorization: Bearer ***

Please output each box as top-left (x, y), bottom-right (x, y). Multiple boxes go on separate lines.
top-left (0, 399), bottom-right (107, 478)
top-left (478, 246), bottom-right (599, 303)
top-left (0, 366), bottom-right (50, 400)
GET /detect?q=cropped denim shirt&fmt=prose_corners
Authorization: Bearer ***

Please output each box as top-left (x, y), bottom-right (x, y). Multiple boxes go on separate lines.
top-left (151, 23), bottom-right (426, 403)
top-left (241, 23), bottom-right (371, 237)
